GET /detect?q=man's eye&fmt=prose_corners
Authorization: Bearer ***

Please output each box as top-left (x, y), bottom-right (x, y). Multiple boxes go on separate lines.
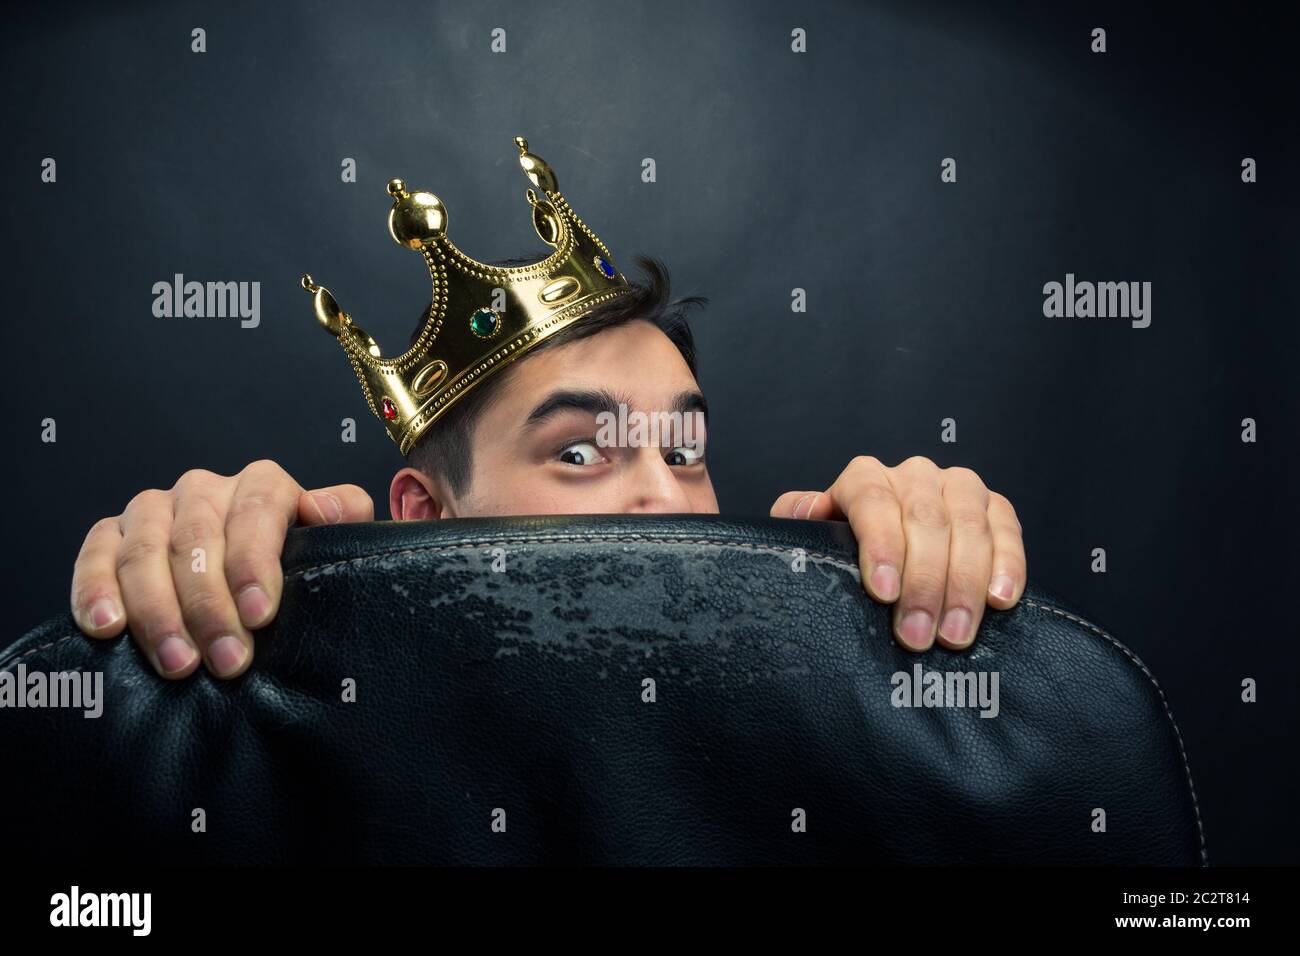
top-left (665, 445), bottom-right (705, 467)
top-left (557, 441), bottom-right (605, 466)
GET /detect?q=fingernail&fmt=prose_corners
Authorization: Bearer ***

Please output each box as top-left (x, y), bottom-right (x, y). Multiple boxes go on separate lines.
top-left (793, 493), bottom-right (820, 519)
top-left (309, 491), bottom-right (343, 524)
top-left (898, 610), bottom-right (934, 649)
top-left (869, 564), bottom-right (901, 601)
top-left (990, 574), bottom-right (1015, 601)
top-left (207, 635), bottom-right (249, 677)
top-left (236, 584), bottom-right (272, 627)
top-left (88, 597), bottom-right (122, 629)
top-left (940, 607), bottom-right (973, 646)
top-left (156, 635), bottom-right (198, 675)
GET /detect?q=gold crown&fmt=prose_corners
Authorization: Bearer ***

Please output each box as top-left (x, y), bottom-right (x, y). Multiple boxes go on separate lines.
top-left (300, 135), bottom-right (634, 454)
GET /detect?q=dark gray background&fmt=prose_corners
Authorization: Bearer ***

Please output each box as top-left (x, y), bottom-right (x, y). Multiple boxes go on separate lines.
top-left (3, 0), bottom-right (1296, 864)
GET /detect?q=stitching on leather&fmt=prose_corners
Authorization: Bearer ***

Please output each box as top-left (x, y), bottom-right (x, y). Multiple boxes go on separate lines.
top-left (0, 634), bottom-right (85, 673)
top-left (283, 535), bottom-right (1209, 866)
top-left (2, 533), bottom-right (1208, 866)
top-left (1021, 598), bottom-right (1209, 867)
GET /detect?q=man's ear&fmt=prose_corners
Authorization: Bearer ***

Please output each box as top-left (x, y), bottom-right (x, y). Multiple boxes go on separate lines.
top-left (389, 466), bottom-right (452, 521)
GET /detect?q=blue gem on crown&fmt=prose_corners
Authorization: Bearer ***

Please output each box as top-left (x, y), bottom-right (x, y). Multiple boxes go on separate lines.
top-left (594, 256), bottom-right (615, 279)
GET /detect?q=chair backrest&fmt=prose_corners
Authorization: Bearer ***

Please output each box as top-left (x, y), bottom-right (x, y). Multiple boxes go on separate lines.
top-left (0, 515), bottom-right (1206, 864)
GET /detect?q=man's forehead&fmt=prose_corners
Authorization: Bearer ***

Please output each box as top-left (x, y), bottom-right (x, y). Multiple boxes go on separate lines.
top-left (463, 318), bottom-right (700, 433)
top-left (500, 361), bottom-right (703, 409)
top-left (501, 337), bottom-right (698, 409)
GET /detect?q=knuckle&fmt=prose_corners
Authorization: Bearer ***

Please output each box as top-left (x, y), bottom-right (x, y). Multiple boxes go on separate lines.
top-left (944, 568), bottom-right (987, 601)
top-left (899, 455), bottom-right (935, 472)
top-left (115, 536), bottom-right (164, 574)
top-left (902, 569), bottom-right (947, 603)
top-left (245, 458), bottom-right (289, 482)
top-left (844, 483), bottom-right (898, 523)
top-left (129, 598), bottom-right (180, 632)
top-left (169, 516), bottom-right (221, 559)
top-left (945, 468), bottom-right (990, 508)
top-left (192, 491), bottom-right (230, 529)
top-left (991, 491), bottom-right (1023, 532)
top-left (848, 455), bottom-right (881, 473)
top-left (228, 492), bottom-right (278, 519)
top-left (224, 545), bottom-right (275, 585)
top-left (945, 465), bottom-right (983, 486)
top-left (951, 508), bottom-right (992, 535)
top-left (88, 516), bottom-right (120, 538)
top-left (172, 469), bottom-right (220, 495)
top-left (856, 480), bottom-right (897, 505)
top-left (125, 488), bottom-right (168, 513)
top-left (181, 588), bottom-right (232, 628)
top-left (905, 497), bottom-right (950, 530)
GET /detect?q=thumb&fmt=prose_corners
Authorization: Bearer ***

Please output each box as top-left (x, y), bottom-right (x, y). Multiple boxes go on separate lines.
top-left (297, 484), bottom-right (376, 526)
top-left (770, 490), bottom-right (834, 520)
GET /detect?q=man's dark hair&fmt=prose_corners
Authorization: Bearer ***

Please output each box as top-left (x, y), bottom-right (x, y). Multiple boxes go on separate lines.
top-left (406, 254), bottom-right (706, 496)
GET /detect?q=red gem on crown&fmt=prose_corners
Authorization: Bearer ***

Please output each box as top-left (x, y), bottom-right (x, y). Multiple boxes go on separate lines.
top-left (381, 397), bottom-right (397, 421)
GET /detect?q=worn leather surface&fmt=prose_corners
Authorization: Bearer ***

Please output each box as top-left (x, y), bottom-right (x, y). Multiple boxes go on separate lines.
top-left (0, 515), bottom-right (1205, 864)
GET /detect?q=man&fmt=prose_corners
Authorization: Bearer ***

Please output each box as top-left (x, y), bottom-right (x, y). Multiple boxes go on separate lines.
top-left (68, 137), bottom-right (1026, 680)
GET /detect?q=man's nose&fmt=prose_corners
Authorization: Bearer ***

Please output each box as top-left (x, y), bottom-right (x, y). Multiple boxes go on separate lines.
top-left (624, 449), bottom-right (693, 514)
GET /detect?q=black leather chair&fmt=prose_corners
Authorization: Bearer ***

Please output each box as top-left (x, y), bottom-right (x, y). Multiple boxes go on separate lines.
top-left (1, 515), bottom-right (1205, 864)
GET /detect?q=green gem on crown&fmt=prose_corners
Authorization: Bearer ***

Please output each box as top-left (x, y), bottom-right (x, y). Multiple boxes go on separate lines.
top-left (469, 307), bottom-right (501, 338)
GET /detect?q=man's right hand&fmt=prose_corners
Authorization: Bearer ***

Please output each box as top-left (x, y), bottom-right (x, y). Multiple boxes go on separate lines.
top-left (70, 460), bottom-right (374, 680)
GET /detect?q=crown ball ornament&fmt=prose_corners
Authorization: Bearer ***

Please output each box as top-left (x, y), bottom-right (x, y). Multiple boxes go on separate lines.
top-left (386, 177), bottom-right (447, 248)
top-left (300, 136), bottom-right (633, 454)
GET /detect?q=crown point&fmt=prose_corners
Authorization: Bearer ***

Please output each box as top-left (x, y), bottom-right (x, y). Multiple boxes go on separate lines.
top-left (387, 179), bottom-right (409, 199)
top-left (300, 273), bottom-right (318, 292)
top-left (388, 188), bottom-right (448, 248)
top-left (309, 283), bottom-right (346, 337)
top-left (517, 142), bottom-right (558, 194)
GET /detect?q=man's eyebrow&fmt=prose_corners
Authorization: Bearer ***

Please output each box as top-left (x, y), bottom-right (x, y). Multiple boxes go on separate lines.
top-left (672, 390), bottom-right (708, 422)
top-left (521, 388), bottom-right (709, 431)
top-left (522, 389), bottom-right (626, 429)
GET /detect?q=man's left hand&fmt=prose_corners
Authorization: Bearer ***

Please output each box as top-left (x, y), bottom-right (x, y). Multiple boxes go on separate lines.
top-left (771, 456), bottom-right (1026, 651)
